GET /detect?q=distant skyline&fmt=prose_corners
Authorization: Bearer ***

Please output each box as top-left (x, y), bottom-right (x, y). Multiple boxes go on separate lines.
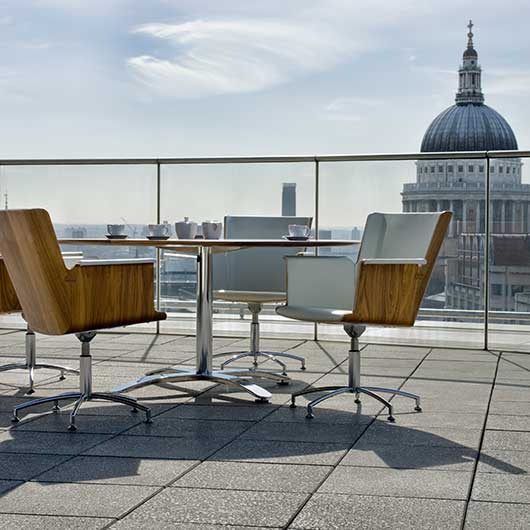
top-left (0, 0), bottom-right (529, 225)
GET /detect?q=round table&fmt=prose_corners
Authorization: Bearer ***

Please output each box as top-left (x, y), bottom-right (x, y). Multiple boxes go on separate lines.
top-left (59, 238), bottom-right (358, 401)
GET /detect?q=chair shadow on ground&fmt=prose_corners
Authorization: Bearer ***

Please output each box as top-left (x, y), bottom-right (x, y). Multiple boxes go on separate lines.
top-left (0, 374), bottom-right (526, 497)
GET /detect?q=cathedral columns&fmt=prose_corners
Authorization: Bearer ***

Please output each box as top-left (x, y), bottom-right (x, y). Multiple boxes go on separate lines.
top-left (501, 201), bottom-right (506, 233)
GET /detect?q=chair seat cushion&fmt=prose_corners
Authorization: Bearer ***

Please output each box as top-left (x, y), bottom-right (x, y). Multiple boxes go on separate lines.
top-left (276, 304), bottom-right (352, 323)
top-left (215, 290), bottom-right (286, 303)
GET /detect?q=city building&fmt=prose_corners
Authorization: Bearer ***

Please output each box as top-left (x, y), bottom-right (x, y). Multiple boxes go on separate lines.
top-left (401, 21), bottom-right (530, 310)
top-left (281, 182), bottom-right (296, 216)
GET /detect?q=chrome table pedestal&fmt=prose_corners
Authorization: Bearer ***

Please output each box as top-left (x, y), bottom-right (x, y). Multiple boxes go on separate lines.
top-left (113, 247), bottom-right (285, 402)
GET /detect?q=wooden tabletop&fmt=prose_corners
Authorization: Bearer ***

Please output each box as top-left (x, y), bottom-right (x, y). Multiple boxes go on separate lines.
top-left (59, 238), bottom-right (359, 249)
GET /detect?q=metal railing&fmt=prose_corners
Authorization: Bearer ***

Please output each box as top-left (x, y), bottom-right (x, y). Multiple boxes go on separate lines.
top-left (2, 148), bottom-right (530, 350)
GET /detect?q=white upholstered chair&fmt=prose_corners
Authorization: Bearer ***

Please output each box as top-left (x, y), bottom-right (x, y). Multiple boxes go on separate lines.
top-left (214, 215), bottom-right (312, 375)
top-left (277, 211), bottom-right (451, 421)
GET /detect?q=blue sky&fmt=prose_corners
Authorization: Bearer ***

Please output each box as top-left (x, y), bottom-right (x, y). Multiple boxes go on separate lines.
top-left (0, 0), bottom-right (529, 225)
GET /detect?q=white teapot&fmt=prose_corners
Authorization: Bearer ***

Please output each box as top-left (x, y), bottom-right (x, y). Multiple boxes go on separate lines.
top-left (175, 217), bottom-right (198, 239)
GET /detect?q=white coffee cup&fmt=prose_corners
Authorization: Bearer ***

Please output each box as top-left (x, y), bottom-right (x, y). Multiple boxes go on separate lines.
top-left (107, 224), bottom-right (126, 236)
top-left (148, 223), bottom-right (170, 237)
top-left (288, 224), bottom-right (310, 238)
top-left (202, 221), bottom-right (222, 239)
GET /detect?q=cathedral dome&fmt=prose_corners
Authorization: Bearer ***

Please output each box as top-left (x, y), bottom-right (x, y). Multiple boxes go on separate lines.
top-left (421, 20), bottom-right (518, 153)
top-left (421, 103), bottom-right (518, 152)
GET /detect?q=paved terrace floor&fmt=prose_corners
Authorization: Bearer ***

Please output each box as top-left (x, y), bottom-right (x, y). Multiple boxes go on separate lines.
top-left (0, 329), bottom-right (528, 529)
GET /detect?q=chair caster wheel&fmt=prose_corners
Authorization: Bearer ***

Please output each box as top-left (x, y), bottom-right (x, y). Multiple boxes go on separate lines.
top-left (277, 380), bottom-right (289, 386)
top-left (306, 412), bottom-right (314, 419)
top-left (354, 399), bottom-right (361, 404)
top-left (301, 365), bottom-right (306, 371)
top-left (388, 415), bottom-right (395, 423)
top-left (414, 406), bottom-right (422, 412)
top-left (11, 416), bottom-right (19, 424)
top-left (255, 398), bottom-right (269, 404)
top-left (289, 401), bottom-right (296, 409)
top-left (68, 424), bottom-right (77, 432)
top-left (131, 407), bottom-right (139, 414)
top-left (59, 376), bottom-right (66, 381)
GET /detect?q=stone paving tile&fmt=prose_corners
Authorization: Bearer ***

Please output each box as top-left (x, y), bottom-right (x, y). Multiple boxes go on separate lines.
top-left (356, 423), bottom-right (482, 449)
top-left (486, 413), bottom-right (530, 430)
top-left (488, 400), bottom-right (530, 415)
top-left (0, 453), bottom-right (69, 480)
top-left (0, 514), bottom-right (114, 530)
top-left (211, 438), bottom-right (349, 466)
top-left (472, 472), bottom-right (530, 503)
top-left (174, 461), bottom-right (331, 493)
top-left (84, 434), bottom-right (228, 460)
top-left (0, 431), bottom-right (112, 455)
top-left (158, 403), bottom-right (278, 421)
top-left (477, 449), bottom-right (530, 474)
top-left (341, 444), bottom-right (477, 471)
top-left (14, 411), bottom-right (145, 434)
top-left (319, 466), bottom-right (471, 500)
top-left (241, 420), bottom-right (367, 444)
top-left (35, 455), bottom-right (198, 486)
top-left (391, 411), bottom-right (486, 429)
top-left (482, 430), bottom-right (530, 451)
top-left (393, 396), bottom-right (490, 414)
top-left (262, 405), bottom-right (372, 425)
top-left (112, 522), bottom-right (270, 530)
top-left (123, 418), bottom-right (251, 439)
top-left (0, 481), bottom-right (159, 518)
top-left (111, 487), bottom-right (308, 527)
top-left (291, 493), bottom-right (465, 529)
top-left (492, 387), bottom-right (530, 402)
top-left (464, 501), bottom-right (530, 530)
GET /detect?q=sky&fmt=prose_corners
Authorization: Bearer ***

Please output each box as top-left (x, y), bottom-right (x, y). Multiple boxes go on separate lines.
top-left (0, 0), bottom-right (529, 225)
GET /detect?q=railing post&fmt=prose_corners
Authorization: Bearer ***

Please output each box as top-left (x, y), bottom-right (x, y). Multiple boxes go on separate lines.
top-left (483, 155), bottom-right (490, 350)
top-left (156, 161), bottom-right (161, 335)
top-left (313, 158), bottom-right (319, 342)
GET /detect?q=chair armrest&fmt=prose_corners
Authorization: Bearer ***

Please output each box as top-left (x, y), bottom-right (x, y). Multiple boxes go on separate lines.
top-left (64, 260), bottom-right (165, 333)
top-left (359, 258), bottom-right (427, 266)
top-left (284, 256), bottom-right (356, 310)
top-left (78, 258), bottom-right (155, 266)
top-left (345, 260), bottom-right (428, 326)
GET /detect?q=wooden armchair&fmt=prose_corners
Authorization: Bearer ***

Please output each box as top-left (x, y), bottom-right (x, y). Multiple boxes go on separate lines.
top-left (0, 209), bottom-right (166, 430)
top-left (277, 211), bottom-right (451, 422)
top-left (0, 258), bottom-right (78, 394)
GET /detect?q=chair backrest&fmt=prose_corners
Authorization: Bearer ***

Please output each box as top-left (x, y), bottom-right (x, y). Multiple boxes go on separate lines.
top-left (0, 259), bottom-right (21, 313)
top-left (0, 209), bottom-right (70, 334)
top-left (214, 215), bottom-right (312, 293)
top-left (346, 211), bottom-right (451, 326)
top-left (357, 212), bottom-right (443, 262)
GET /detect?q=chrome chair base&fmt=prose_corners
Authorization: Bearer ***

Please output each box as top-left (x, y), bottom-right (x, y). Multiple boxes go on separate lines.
top-left (213, 303), bottom-right (306, 374)
top-left (290, 384), bottom-right (421, 422)
top-left (289, 324), bottom-right (422, 422)
top-left (113, 367), bottom-right (283, 402)
top-left (11, 390), bottom-right (151, 431)
top-left (12, 331), bottom-right (151, 431)
top-left (0, 329), bottom-right (78, 394)
top-left (215, 350), bottom-right (306, 375)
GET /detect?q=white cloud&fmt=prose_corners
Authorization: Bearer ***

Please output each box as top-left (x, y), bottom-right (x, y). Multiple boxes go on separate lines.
top-left (486, 68), bottom-right (530, 96)
top-left (324, 97), bottom-right (383, 122)
top-left (128, 17), bottom-right (360, 98)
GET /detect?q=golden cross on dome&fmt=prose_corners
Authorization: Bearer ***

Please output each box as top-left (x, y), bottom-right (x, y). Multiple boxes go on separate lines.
top-left (467, 19), bottom-right (474, 47)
